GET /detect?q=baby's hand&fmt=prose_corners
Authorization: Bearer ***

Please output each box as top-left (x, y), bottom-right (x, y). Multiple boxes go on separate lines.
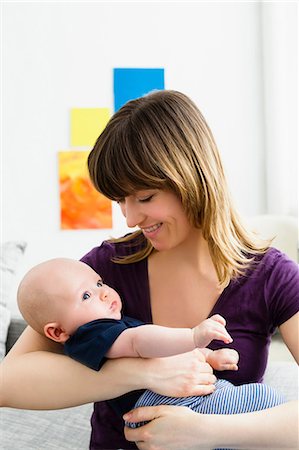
top-left (206, 348), bottom-right (239, 371)
top-left (192, 314), bottom-right (233, 348)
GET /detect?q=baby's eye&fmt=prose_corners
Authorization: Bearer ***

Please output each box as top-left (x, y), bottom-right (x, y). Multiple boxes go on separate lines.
top-left (82, 292), bottom-right (91, 301)
top-left (97, 279), bottom-right (103, 287)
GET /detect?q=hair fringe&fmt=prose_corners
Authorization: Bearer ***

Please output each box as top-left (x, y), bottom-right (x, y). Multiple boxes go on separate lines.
top-left (88, 90), bottom-right (272, 286)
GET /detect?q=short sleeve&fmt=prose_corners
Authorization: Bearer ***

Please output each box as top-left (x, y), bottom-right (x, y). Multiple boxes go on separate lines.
top-left (80, 241), bottom-right (116, 277)
top-left (265, 251), bottom-right (299, 328)
top-left (64, 317), bottom-right (144, 371)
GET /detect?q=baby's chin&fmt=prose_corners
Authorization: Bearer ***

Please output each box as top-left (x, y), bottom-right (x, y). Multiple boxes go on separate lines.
top-left (111, 311), bottom-right (122, 320)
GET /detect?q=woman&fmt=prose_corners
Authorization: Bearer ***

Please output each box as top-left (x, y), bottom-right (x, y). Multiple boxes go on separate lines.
top-left (1, 90), bottom-right (298, 449)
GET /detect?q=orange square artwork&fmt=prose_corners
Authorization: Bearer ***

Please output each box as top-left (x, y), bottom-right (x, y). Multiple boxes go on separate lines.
top-left (58, 151), bottom-right (112, 229)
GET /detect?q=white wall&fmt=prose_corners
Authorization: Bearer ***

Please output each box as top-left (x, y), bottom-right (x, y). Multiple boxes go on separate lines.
top-left (1, 2), bottom-right (296, 302)
top-left (261, 2), bottom-right (298, 216)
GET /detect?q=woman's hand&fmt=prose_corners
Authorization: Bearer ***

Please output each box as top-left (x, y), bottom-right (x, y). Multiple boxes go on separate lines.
top-left (145, 349), bottom-right (216, 397)
top-left (124, 405), bottom-right (208, 450)
top-left (124, 401), bottom-right (299, 450)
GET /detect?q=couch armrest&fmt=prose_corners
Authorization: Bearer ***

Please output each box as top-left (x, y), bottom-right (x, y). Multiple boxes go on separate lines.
top-left (6, 318), bottom-right (27, 354)
top-left (264, 360), bottom-right (298, 401)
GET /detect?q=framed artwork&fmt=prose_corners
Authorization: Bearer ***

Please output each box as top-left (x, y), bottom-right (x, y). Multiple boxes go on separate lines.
top-left (70, 108), bottom-right (110, 147)
top-left (58, 151), bottom-right (112, 230)
top-left (114, 68), bottom-right (165, 111)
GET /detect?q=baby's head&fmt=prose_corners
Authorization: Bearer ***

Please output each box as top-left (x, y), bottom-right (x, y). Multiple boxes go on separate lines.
top-left (17, 258), bottom-right (122, 343)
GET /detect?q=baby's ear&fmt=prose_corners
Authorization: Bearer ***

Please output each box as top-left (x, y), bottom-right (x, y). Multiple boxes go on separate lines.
top-left (44, 323), bottom-right (70, 343)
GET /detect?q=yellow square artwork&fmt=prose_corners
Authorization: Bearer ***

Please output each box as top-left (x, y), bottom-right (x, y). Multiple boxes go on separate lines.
top-left (58, 151), bottom-right (112, 229)
top-left (70, 108), bottom-right (111, 147)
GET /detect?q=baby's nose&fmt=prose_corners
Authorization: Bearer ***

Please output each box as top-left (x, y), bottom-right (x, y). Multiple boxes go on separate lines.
top-left (99, 288), bottom-right (109, 301)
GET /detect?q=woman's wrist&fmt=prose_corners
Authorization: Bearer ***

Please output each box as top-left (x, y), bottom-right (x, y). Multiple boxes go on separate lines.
top-left (138, 357), bottom-right (166, 392)
top-left (191, 401), bottom-right (299, 449)
top-left (102, 357), bottom-right (152, 394)
top-left (126, 357), bottom-right (156, 391)
top-left (131, 356), bottom-right (181, 394)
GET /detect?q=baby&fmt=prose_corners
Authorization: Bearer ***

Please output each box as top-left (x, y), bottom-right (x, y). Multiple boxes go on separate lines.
top-left (17, 258), bottom-right (284, 424)
top-left (17, 258), bottom-right (237, 371)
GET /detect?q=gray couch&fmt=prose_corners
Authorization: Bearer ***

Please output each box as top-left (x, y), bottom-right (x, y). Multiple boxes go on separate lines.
top-left (1, 319), bottom-right (298, 450)
top-left (1, 319), bottom-right (93, 450)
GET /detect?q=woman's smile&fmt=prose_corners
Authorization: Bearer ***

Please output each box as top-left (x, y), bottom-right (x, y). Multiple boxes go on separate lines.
top-left (141, 222), bottom-right (163, 238)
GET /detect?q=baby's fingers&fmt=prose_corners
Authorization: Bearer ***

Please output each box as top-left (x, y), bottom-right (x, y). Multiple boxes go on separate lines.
top-left (220, 363), bottom-right (238, 371)
top-left (213, 329), bottom-right (233, 344)
top-left (210, 314), bottom-right (226, 326)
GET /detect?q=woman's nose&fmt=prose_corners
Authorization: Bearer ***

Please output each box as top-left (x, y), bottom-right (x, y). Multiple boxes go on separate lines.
top-left (121, 198), bottom-right (142, 228)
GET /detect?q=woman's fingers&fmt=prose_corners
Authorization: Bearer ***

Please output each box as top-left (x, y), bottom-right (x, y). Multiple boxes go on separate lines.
top-left (147, 349), bottom-right (216, 398)
top-left (124, 405), bottom-right (202, 450)
top-left (123, 405), bottom-right (158, 424)
top-left (124, 406), bottom-right (159, 446)
top-left (189, 383), bottom-right (216, 396)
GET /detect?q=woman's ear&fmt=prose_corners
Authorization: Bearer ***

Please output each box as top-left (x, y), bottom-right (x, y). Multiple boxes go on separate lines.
top-left (44, 323), bottom-right (70, 343)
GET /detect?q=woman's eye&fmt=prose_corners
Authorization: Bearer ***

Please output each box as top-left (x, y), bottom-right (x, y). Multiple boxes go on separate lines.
top-left (82, 292), bottom-right (90, 301)
top-left (97, 280), bottom-right (103, 287)
top-left (139, 195), bottom-right (154, 203)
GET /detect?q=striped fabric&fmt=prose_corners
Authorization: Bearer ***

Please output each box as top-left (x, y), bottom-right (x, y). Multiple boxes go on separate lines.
top-left (126, 379), bottom-right (285, 429)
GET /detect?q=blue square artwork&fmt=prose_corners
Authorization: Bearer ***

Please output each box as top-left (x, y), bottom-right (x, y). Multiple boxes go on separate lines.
top-left (113, 68), bottom-right (165, 112)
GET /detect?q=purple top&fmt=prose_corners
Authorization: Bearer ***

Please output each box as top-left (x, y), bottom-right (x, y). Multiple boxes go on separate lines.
top-left (81, 239), bottom-right (299, 450)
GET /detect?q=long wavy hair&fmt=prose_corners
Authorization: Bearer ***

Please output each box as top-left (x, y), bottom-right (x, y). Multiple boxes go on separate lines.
top-left (88, 90), bottom-right (270, 287)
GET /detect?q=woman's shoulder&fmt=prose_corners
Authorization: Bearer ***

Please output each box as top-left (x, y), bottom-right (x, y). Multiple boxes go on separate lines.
top-left (250, 247), bottom-right (298, 278)
top-left (80, 240), bottom-right (117, 267)
top-left (80, 233), bottom-right (146, 264)
top-left (79, 233), bottom-right (149, 283)
top-left (232, 247), bottom-right (298, 297)
top-left (249, 248), bottom-right (299, 323)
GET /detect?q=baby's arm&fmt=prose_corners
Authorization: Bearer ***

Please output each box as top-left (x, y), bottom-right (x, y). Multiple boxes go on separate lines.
top-left (106, 325), bottom-right (195, 358)
top-left (106, 314), bottom-right (233, 359)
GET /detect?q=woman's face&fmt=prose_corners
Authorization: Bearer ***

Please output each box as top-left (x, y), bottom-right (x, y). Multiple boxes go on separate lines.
top-left (118, 189), bottom-right (194, 251)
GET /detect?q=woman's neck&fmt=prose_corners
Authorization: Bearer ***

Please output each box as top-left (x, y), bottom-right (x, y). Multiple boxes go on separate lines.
top-left (152, 228), bottom-right (217, 280)
top-left (148, 229), bottom-right (222, 327)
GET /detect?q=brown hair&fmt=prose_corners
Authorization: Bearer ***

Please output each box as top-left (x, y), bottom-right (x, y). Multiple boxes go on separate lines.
top-left (88, 90), bottom-right (270, 287)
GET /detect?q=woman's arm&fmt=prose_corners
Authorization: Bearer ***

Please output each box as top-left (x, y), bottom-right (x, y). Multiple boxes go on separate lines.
top-left (279, 312), bottom-right (299, 363)
top-left (124, 401), bottom-right (299, 449)
top-left (0, 327), bottom-right (216, 410)
top-left (124, 313), bottom-right (299, 449)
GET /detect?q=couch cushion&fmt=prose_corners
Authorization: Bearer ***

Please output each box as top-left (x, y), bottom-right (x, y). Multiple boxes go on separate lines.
top-left (6, 318), bottom-right (27, 354)
top-left (0, 403), bottom-right (93, 450)
top-left (1, 362), bottom-right (297, 449)
top-left (0, 241), bottom-right (27, 360)
top-left (263, 360), bottom-right (298, 402)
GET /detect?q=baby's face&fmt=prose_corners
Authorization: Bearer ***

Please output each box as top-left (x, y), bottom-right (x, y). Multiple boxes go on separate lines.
top-left (55, 260), bottom-right (122, 335)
